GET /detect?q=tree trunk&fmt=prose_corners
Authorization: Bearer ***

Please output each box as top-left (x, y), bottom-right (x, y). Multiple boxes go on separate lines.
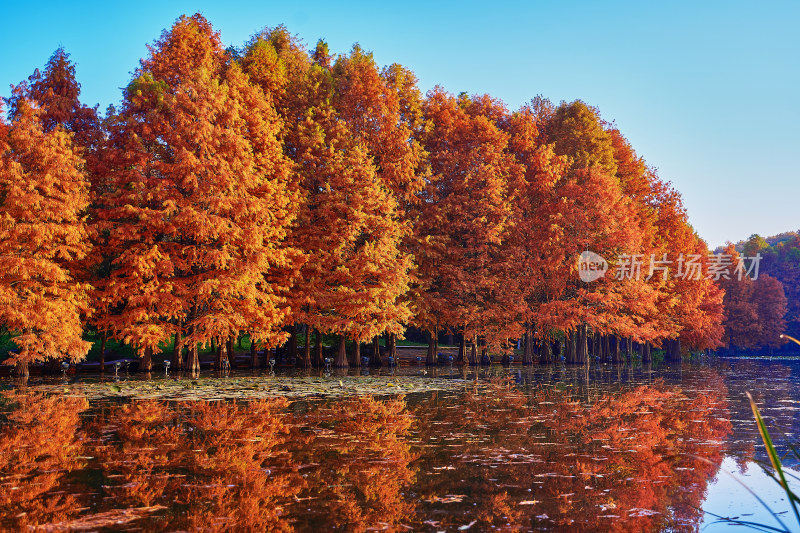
top-left (220, 340), bottom-right (229, 370)
top-left (289, 325), bottom-right (298, 363)
top-left (16, 359), bottom-right (29, 377)
top-left (335, 335), bottom-right (349, 368)
top-left (172, 320), bottom-right (183, 370)
top-left (351, 340), bottom-right (361, 367)
top-left (215, 341), bottom-right (223, 370)
top-left (250, 339), bottom-right (259, 368)
top-left (642, 341), bottom-right (652, 362)
top-left (457, 334), bottom-right (466, 365)
top-left (99, 330), bottom-right (108, 373)
top-left (523, 327), bottom-right (534, 365)
top-left (666, 338), bottom-right (682, 362)
top-left (572, 327), bottom-right (581, 364)
top-left (141, 346), bottom-right (153, 372)
top-left (314, 330), bottom-right (323, 368)
top-left (426, 330), bottom-right (436, 365)
top-left (389, 333), bottom-right (397, 360)
top-left (299, 327), bottom-right (311, 368)
top-left (187, 342), bottom-right (199, 374)
top-left (578, 324), bottom-right (589, 364)
top-left (225, 335), bottom-right (236, 368)
top-left (370, 336), bottom-right (381, 367)
top-left (540, 338), bottom-right (552, 363)
top-left (611, 335), bottom-right (622, 363)
top-left (469, 335), bottom-right (478, 366)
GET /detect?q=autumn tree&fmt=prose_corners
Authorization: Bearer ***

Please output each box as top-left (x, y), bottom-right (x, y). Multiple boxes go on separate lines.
top-left (6, 48), bottom-right (100, 155)
top-left (415, 88), bottom-right (524, 364)
top-left (718, 245), bottom-right (761, 350)
top-left (609, 128), bottom-right (723, 357)
top-left (242, 31), bottom-right (412, 368)
top-left (751, 274), bottom-right (788, 350)
top-left (748, 233), bottom-right (800, 347)
top-left (331, 46), bottom-right (427, 363)
top-left (502, 103), bottom-right (569, 363)
top-left (527, 101), bottom-right (650, 363)
top-left (0, 99), bottom-right (91, 375)
top-left (98, 14), bottom-right (298, 372)
top-left (8, 47), bottom-right (113, 367)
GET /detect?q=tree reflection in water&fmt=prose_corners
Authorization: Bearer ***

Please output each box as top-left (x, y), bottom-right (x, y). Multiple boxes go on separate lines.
top-left (413, 370), bottom-right (731, 531)
top-left (0, 368), bottom-right (733, 532)
top-left (0, 392), bottom-right (89, 530)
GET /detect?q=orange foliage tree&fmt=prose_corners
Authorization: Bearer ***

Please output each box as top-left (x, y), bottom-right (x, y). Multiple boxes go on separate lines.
top-left (0, 99), bottom-right (91, 375)
top-left (242, 31), bottom-right (412, 368)
top-left (415, 88), bottom-right (523, 364)
top-left (97, 15), bottom-right (298, 371)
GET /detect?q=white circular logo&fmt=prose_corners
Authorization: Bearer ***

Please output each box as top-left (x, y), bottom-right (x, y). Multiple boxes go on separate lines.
top-left (578, 251), bottom-right (608, 282)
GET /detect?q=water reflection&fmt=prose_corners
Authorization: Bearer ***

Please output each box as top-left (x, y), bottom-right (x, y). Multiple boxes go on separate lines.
top-left (412, 370), bottom-right (731, 531)
top-left (0, 361), bottom-right (793, 532)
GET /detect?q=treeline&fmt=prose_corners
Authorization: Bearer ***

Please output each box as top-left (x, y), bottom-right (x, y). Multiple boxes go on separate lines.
top-left (716, 233), bottom-right (799, 353)
top-left (0, 14), bottom-right (734, 374)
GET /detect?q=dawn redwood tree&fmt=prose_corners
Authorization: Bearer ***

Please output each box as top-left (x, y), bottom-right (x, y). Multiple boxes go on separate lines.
top-left (331, 48), bottom-right (427, 361)
top-left (98, 15), bottom-right (297, 372)
top-left (531, 101), bottom-right (648, 361)
top-left (670, 235), bottom-right (725, 354)
top-left (331, 45), bottom-right (426, 208)
top-left (415, 88), bottom-right (523, 364)
top-left (604, 126), bottom-right (725, 357)
top-left (6, 48), bottom-right (101, 156)
top-left (543, 100), bottom-right (617, 177)
top-left (719, 245), bottom-right (761, 351)
top-left (501, 103), bottom-right (569, 363)
top-left (751, 234), bottom-right (800, 344)
top-left (9, 47), bottom-right (111, 368)
top-left (751, 274), bottom-right (788, 350)
top-left (0, 100), bottom-right (91, 376)
top-left (647, 175), bottom-right (724, 355)
top-left (242, 30), bottom-right (412, 368)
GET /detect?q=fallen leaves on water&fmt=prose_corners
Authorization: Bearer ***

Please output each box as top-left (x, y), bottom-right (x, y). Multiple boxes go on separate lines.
top-left (28, 375), bottom-right (477, 401)
top-left (32, 505), bottom-right (166, 531)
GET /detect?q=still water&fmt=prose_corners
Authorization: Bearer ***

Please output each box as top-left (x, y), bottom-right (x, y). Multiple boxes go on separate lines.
top-left (1, 358), bottom-right (799, 532)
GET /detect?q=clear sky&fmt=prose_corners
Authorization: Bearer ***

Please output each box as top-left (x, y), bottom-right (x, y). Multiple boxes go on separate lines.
top-left (1, 0), bottom-right (797, 248)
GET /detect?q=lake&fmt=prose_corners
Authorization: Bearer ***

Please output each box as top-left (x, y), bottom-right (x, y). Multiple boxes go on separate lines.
top-left (1, 357), bottom-right (798, 532)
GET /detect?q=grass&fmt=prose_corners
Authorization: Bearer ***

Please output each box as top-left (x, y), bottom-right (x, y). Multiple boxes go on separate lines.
top-left (748, 392), bottom-right (800, 526)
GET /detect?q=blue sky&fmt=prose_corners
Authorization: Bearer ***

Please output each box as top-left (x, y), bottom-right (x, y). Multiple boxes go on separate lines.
top-left (1, 0), bottom-right (797, 248)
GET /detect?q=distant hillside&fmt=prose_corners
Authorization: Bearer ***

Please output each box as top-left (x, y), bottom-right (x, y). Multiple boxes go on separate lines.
top-left (720, 232), bottom-right (800, 353)
top-left (714, 230), bottom-right (799, 254)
